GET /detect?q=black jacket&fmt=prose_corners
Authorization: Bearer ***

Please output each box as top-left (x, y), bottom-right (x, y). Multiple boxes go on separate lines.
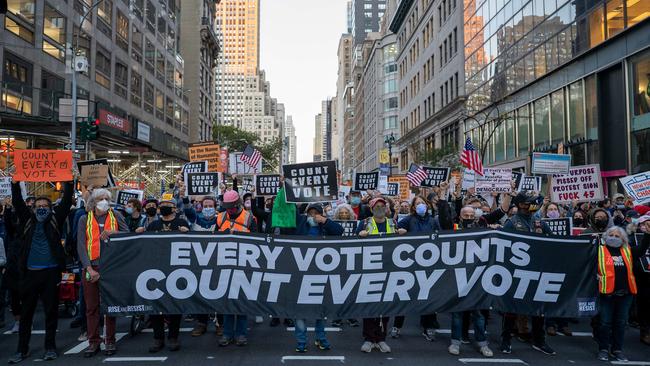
top-left (12, 182), bottom-right (73, 274)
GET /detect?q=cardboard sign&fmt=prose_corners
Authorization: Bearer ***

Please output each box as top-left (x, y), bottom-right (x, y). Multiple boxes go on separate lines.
top-left (0, 177), bottom-right (11, 198)
top-left (354, 172), bottom-right (379, 191)
top-left (283, 161), bottom-right (338, 203)
top-left (334, 220), bottom-right (358, 237)
top-left (550, 164), bottom-right (603, 203)
top-left (14, 149), bottom-right (73, 182)
top-left (475, 168), bottom-right (512, 194)
top-left (256, 174), bottom-right (281, 196)
top-left (185, 172), bottom-right (221, 196)
top-left (420, 167), bottom-right (450, 187)
top-left (386, 182), bottom-right (400, 197)
top-left (377, 175), bottom-right (389, 195)
top-left (542, 217), bottom-right (573, 236)
top-left (189, 143), bottom-right (222, 172)
top-left (116, 190), bottom-right (144, 207)
top-left (619, 171), bottom-right (650, 205)
top-left (388, 175), bottom-right (410, 201)
top-left (462, 169), bottom-right (476, 191)
top-left (78, 159), bottom-right (116, 187)
top-left (183, 161), bottom-right (208, 174)
top-left (519, 175), bottom-right (542, 192)
top-left (80, 164), bottom-right (109, 187)
top-left (532, 153), bottom-right (571, 175)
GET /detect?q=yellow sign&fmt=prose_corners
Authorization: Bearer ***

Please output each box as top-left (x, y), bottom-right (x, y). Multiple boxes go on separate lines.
top-left (379, 149), bottom-right (389, 164)
top-left (162, 193), bottom-right (174, 200)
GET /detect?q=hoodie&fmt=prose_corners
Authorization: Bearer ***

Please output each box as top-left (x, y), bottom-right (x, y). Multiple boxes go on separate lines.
top-left (583, 207), bottom-right (614, 234)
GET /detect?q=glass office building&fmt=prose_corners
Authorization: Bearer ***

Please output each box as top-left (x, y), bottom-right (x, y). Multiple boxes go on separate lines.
top-left (462, 0), bottom-right (650, 193)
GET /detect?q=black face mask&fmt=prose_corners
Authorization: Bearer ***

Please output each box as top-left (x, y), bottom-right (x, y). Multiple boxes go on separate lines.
top-left (594, 218), bottom-right (608, 229)
top-left (461, 219), bottom-right (475, 228)
top-left (159, 206), bottom-right (174, 216)
top-left (573, 218), bottom-right (584, 227)
top-left (146, 207), bottom-right (158, 217)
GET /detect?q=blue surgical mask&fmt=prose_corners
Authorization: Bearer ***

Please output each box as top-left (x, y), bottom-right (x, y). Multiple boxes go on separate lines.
top-left (202, 207), bottom-right (216, 218)
top-left (307, 216), bottom-right (318, 227)
top-left (35, 207), bottom-right (50, 222)
top-left (350, 197), bottom-right (361, 206)
top-left (125, 207), bottom-right (134, 215)
top-left (415, 203), bottom-right (428, 217)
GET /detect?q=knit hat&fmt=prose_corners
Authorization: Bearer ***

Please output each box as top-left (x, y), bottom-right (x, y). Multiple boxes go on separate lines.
top-left (305, 203), bottom-right (324, 215)
top-left (222, 190), bottom-right (241, 209)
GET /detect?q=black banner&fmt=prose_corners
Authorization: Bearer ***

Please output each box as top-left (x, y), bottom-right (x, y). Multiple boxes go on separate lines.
top-left (183, 161), bottom-right (208, 174)
top-left (512, 171), bottom-right (523, 190)
top-left (354, 172), bottom-right (379, 191)
top-left (387, 182), bottom-right (400, 197)
top-left (100, 230), bottom-right (597, 319)
top-left (185, 173), bottom-right (220, 196)
top-left (334, 220), bottom-right (358, 236)
top-left (542, 218), bottom-right (572, 236)
top-left (256, 174), bottom-right (281, 196)
top-left (420, 167), bottom-right (450, 187)
top-left (283, 161), bottom-right (338, 203)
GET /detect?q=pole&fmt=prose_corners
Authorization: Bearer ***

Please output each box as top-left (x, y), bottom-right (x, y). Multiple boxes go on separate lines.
top-left (388, 141), bottom-right (392, 176)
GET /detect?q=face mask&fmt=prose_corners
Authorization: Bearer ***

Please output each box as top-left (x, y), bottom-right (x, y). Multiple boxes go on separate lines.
top-left (226, 207), bottom-right (239, 217)
top-left (96, 199), bottom-right (110, 212)
top-left (605, 236), bottom-right (623, 248)
top-left (159, 206), bottom-right (174, 216)
top-left (372, 207), bottom-right (386, 219)
top-left (350, 197), bottom-right (361, 206)
top-left (462, 219), bottom-right (475, 228)
top-left (595, 218), bottom-right (608, 229)
top-left (307, 217), bottom-right (318, 227)
top-left (573, 218), bottom-right (584, 226)
top-left (125, 207), bottom-right (134, 215)
top-left (35, 207), bottom-right (50, 222)
top-left (474, 208), bottom-right (483, 218)
top-left (244, 201), bottom-right (252, 210)
top-left (146, 207), bottom-right (157, 217)
top-left (547, 210), bottom-right (560, 219)
top-left (631, 218), bottom-right (639, 225)
top-left (616, 204), bottom-right (625, 209)
top-left (202, 207), bottom-right (216, 218)
top-left (416, 203), bottom-right (428, 217)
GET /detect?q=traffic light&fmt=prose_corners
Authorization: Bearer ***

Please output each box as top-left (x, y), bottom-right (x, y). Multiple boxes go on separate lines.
top-left (88, 118), bottom-right (100, 141)
top-left (79, 119), bottom-right (89, 142)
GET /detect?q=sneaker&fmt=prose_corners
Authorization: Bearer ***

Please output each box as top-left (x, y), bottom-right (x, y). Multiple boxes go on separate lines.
top-left (546, 326), bottom-right (557, 336)
top-left (255, 316), bottom-right (264, 324)
top-left (218, 336), bottom-right (233, 347)
top-left (167, 338), bottom-right (180, 352)
top-left (558, 326), bottom-right (572, 336)
top-left (331, 319), bottom-right (343, 328)
top-left (461, 336), bottom-right (471, 344)
top-left (516, 332), bottom-right (532, 343)
top-left (422, 328), bottom-right (436, 342)
top-left (235, 335), bottom-right (248, 346)
top-left (611, 351), bottom-right (628, 362)
top-left (295, 343), bottom-right (307, 353)
top-left (8, 352), bottom-right (28, 364)
top-left (191, 323), bottom-right (207, 337)
top-left (269, 318), bottom-right (281, 327)
top-left (360, 341), bottom-right (373, 353)
top-left (10, 321), bottom-right (19, 334)
top-left (77, 331), bottom-right (88, 342)
top-left (597, 349), bottom-right (609, 361)
top-left (347, 319), bottom-right (360, 327)
top-left (500, 340), bottom-right (512, 354)
top-left (448, 344), bottom-right (460, 355)
top-left (532, 343), bottom-right (556, 355)
top-left (315, 338), bottom-right (331, 350)
top-left (480, 346), bottom-right (493, 357)
top-left (389, 326), bottom-right (400, 339)
top-left (377, 341), bottom-right (391, 353)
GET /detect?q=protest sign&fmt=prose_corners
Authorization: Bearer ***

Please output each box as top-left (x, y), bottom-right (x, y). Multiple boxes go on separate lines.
top-left (283, 161), bottom-right (338, 203)
top-left (240, 176), bottom-right (255, 194)
top-left (354, 172), bottom-right (379, 191)
top-left (189, 143), bottom-right (221, 172)
top-left (230, 152), bottom-right (262, 174)
top-left (462, 169), bottom-right (476, 191)
top-left (550, 164), bottom-right (603, 203)
top-left (14, 150), bottom-right (73, 182)
top-left (116, 190), bottom-right (144, 207)
top-left (512, 171), bottom-right (523, 190)
top-left (0, 177), bottom-right (11, 198)
top-left (377, 175), bottom-right (389, 195)
top-left (334, 220), bottom-right (358, 237)
top-left (337, 185), bottom-right (352, 202)
top-left (475, 168), bottom-right (512, 194)
top-left (80, 164), bottom-right (109, 187)
top-left (619, 171), bottom-right (650, 205)
top-left (256, 175), bottom-right (281, 196)
top-left (386, 182), bottom-right (400, 197)
top-left (420, 167), bottom-right (450, 187)
top-left (542, 217), bottom-right (573, 236)
top-left (161, 193), bottom-right (174, 201)
top-left (184, 172), bottom-right (221, 196)
top-left (78, 159), bottom-right (116, 187)
top-left (532, 153), bottom-right (571, 175)
top-left (101, 230), bottom-right (597, 319)
top-left (388, 175), bottom-right (410, 201)
top-left (183, 161), bottom-right (208, 175)
top-left (218, 148), bottom-right (229, 173)
top-left (519, 175), bottom-right (542, 192)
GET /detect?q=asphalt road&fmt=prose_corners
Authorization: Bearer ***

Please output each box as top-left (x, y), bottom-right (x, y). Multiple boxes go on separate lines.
top-left (1, 309), bottom-right (649, 366)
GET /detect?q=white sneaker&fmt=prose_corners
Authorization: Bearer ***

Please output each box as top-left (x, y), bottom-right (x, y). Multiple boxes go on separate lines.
top-left (377, 341), bottom-right (391, 353)
top-left (389, 326), bottom-right (400, 338)
top-left (11, 321), bottom-right (19, 333)
top-left (448, 344), bottom-right (460, 355)
top-left (255, 316), bottom-right (263, 324)
top-left (78, 331), bottom-right (88, 342)
top-left (480, 345), bottom-right (494, 357)
top-left (360, 341), bottom-right (373, 353)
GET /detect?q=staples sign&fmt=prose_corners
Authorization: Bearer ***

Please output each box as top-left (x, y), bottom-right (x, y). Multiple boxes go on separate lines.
top-left (99, 109), bottom-right (131, 133)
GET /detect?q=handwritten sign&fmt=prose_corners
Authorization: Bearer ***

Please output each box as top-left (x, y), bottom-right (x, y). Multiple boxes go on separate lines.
top-left (420, 167), bottom-right (450, 187)
top-left (475, 168), bottom-right (512, 194)
top-left (189, 143), bottom-right (221, 172)
top-left (14, 149), bottom-right (73, 182)
top-left (80, 164), bottom-right (109, 187)
top-left (256, 174), bottom-right (281, 196)
top-left (388, 175), bottom-right (410, 201)
top-left (620, 171), bottom-right (650, 205)
top-left (78, 159), bottom-right (116, 187)
top-left (550, 164), bottom-right (603, 203)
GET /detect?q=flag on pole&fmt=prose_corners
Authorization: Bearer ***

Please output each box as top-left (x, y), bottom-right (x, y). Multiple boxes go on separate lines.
top-left (406, 163), bottom-right (427, 187)
top-left (240, 144), bottom-right (262, 171)
top-left (460, 137), bottom-right (484, 176)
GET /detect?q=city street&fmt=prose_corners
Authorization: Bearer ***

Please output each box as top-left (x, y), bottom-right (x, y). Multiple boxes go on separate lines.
top-left (1, 310), bottom-right (649, 365)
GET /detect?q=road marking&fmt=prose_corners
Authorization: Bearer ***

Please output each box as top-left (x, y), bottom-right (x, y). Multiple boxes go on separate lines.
top-left (3, 330), bottom-right (58, 335)
top-left (103, 357), bottom-right (167, 362)
top-left (64, 332), bottom-right (127, 355)
top-left (459, 359), bottom-right (527, 364)
top-left (286, 327), bottom-right (342, 332)
top-left (281, 356), bottom-right (345, 363)
top-left (557, 331), bottom-right (592, 337)
top-left (435, 329), bottom-right (475, 334)
top-left (141, 327), bottom-right (194, 333)
top-left (611, 362), bottom-right (650, 366)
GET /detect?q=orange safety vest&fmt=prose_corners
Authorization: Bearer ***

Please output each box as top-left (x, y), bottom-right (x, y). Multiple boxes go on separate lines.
top-left (86, 210), bottom-right (118, 261)
top-left (217, 210), bottom-right (252, 233)
top-left (597, 244), bottom-right (637, 295)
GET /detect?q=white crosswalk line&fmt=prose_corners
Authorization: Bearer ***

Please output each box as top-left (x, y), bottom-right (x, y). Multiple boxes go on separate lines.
top-left (103, 357), bottom-right (167, 362)
top-left (3, 330), bottom-right (57, 335)
top-left (286, 327), bottom-right (342, 332)
top-left (141, 327), bottom-right (194, 333)
top-left (558, 331), bottom-right (592, 337)
top-left (611, 362), bottom-right (650, 366)
top-left (64, 332), bottom-right (127, 355)
top-left (281, 356), bottom-right (345, 363)
top-left (459, 358), bottom-right (528, 364)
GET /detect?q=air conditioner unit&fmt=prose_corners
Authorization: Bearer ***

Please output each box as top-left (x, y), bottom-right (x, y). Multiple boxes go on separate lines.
top-left (74, 55), bottom-right (88, 72)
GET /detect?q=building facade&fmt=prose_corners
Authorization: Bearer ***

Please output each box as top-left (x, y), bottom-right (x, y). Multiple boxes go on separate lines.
top-left (334, 34), bottom-right (353, 174)
top-left (284, 115), bottom-right (297, 164)
top-left (351, 0), bottom-right (388, 46)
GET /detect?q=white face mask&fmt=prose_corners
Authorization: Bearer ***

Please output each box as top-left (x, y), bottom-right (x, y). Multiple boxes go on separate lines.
top-left (96, 199), bottom-right (110, 212)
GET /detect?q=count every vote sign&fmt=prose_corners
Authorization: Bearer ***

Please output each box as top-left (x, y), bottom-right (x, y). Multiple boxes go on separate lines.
top-left (282, 161), bottom-right (338, 203)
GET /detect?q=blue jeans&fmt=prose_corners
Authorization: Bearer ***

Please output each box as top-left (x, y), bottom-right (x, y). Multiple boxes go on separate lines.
top-left (452, 311), bottom-right (487, 347)
top-left (222, 315), bottom-right (247, 338)
top-left (597, 294), bottom-right (633, 352)
top-left (294, 319), bottom-right (326, 344)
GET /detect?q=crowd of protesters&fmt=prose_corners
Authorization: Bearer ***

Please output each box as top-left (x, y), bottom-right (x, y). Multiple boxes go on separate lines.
top-left (0, 172), bottom-right (649, 364)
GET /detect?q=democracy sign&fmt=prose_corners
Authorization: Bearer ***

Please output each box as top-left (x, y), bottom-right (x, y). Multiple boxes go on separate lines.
top-left (519, 175), bottom-right (542, 192)
top-left (256, 175), bottom-right (281, 196)
top-left (542, 218), bottom-right (573, 236)
top-left (14, 149), bottom-right (73, 182)
top-left (283, 161), bottom-right (338, 203)
top-left (354, 172), bottom-right (379, 191)
top-left (619, 171), bottom-right (650, 205)
top-left (475, 168), bottom-right (512, 194)
top-left (101, 230), bottom-right (597, 319)
top-left (183, 161), bottom-right (208, 175)
top-left (550, 164), bottom-right (603, 203)
top-left (116, 190), bottom-right (144, 207)
top-left (334, 220), bottom-right (358, 237)
top-left (386, 182), bottom-right (400, 197)
top-left (185, 172), bottom-right (221, 196)
top-left (420, 167), bottom-right (450, 187)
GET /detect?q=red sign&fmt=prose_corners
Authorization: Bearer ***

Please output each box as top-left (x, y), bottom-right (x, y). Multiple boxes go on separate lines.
top-left (117, 180), bottom-right (146, 190)
top-left (99, 109), bottom-right (131, 133)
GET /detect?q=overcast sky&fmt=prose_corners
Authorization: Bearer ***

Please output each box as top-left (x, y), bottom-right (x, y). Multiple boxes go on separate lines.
top-left (259, 0), bottom-right (348, 163)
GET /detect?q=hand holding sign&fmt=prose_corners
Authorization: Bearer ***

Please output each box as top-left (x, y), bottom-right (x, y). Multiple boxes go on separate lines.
top-left (14, 150), bottom-right (73, 182)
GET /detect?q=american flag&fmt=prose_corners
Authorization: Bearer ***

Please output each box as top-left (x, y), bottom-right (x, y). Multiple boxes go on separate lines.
top-left (240, 144), bottom-right (262, 171)
top-left (406, 163), bottom-right (427, 187)
top-left (460, 137), bottom-right (484, 176)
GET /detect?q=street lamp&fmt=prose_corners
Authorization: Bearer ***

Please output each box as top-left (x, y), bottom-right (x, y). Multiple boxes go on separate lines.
top-left (384, 132), bottom-right (396, 175)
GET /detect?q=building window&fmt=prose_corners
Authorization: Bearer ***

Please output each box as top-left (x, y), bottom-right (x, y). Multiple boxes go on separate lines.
top-left (95, 46), bottom-right (111, 76)
top-left (568, 81), bottom-right (585, 141)
top-left (384, 97), bottom-right (398, 111)
top-left (114, 61), bottom-right (128, 99)
top-left (155, 88), bottom-right (164, 120)
top-left (117, 11), bottom-right (129, 52)
top-left (517, 105), bottom-right (530, 156)
top-left (631, 50), bottom-right (650, 173)
top-left (42, 41), bottom-right (64, 61)
top-left (43, 3), bottom-right (66, 45)
top-left (97, 0), bottom-right (112, 25)
top-left (144, 80), bottom-right (154, 114)
top-left (589, 5), bottom-right (605, 47)
top-left (605, 0), bottom-right (625, 38)
top-left (7, 0), bottom-right (35, 23)
top-left (627, 0), bottom-right (650, 27)
top-left (145, 38), bottom-right (155, 74)
top-left (5, 16), bottom-right (34, 43)
top-left (533, 96), bottom-right (550, 148)
top-left (384, 116), bottom-right (397, 130)
top-left (550, 89), bottom-right (565, 145)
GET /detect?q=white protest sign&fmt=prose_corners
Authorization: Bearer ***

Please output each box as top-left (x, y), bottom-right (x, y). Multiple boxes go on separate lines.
top-left (377, 175), bottom-right (389, 195)
top-left (518, 175), bottom-right (542, 192)
top-left (462, 169), bottom-right (475, 191)
top-left (0, 177), bottom-right (11, 197)
top-left (475, 168), bottom-right (512, 194)
top-left (550, 164), bottom-right (603, 203)
top-left (619, 171), bottom-right (650, 205)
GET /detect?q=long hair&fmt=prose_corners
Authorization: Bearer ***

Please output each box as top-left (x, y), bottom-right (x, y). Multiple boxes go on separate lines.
top-left (86, 188), bottom-right (112, 212)
top-left (333, 203), bottom-right (357, 220)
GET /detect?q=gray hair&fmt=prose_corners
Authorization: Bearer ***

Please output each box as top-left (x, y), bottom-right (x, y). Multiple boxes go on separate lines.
top-left (604, 226), bottom-right (629, 246)
top-left (86, 188), bottom-right (112, 211)
top-left (333, 203), bottom-right (357, 220)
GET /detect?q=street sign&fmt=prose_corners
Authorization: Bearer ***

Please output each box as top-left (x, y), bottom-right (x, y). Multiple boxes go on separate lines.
top-left (531, 153), bottom-right (571, 175)
top-left (64, 143), bottom-right (85, 151)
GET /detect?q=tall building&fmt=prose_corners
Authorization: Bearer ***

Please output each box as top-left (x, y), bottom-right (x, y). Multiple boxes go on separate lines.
top-left (351, 0), bottom-right (387, 46)
top-left (284, 116), bottom-right (297, 164)
top-left (313, 100), bottom-right (333, 162)
top-left (180, 0), bottom-right (220, 142)
top-left (313, 113), bottom-right (323, 162)
top-left (334, 34), bottom-right (353, 176)
top-left (389, 0), bottom-right (465, 171)
top-left (239, 71), bottom-right (280, 144)
top-left (462, 0), bottom-right (650, 193)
